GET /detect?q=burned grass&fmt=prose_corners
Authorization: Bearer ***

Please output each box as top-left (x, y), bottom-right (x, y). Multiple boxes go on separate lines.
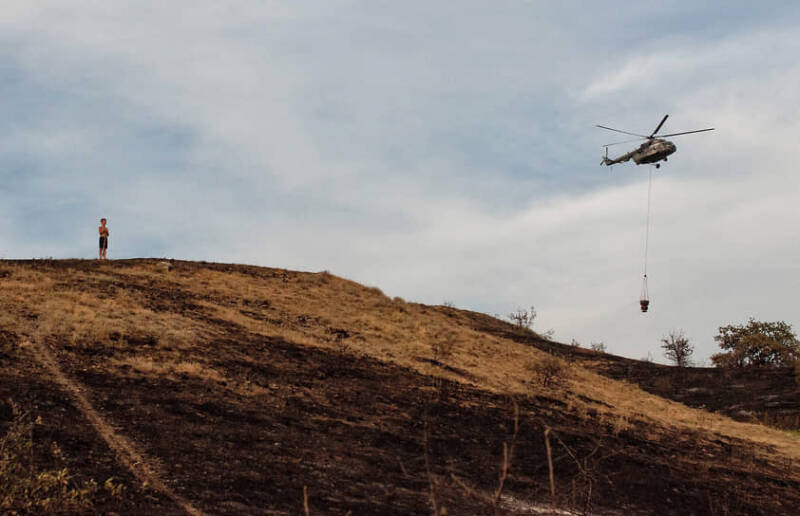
top-left (465, 309), bottom-right (800, 432)
top-left (1, 259), bottom-right (799, 514)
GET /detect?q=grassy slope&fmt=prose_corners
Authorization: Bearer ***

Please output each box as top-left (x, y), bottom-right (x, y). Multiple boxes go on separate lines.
top-left (1, 259), bottom-right (799, 515)
top-left (466, 317), bottom-right (800, 431)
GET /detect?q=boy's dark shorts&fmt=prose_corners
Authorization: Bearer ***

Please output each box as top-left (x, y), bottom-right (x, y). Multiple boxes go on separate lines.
top-left (99, 237), bottom-right (108, 249)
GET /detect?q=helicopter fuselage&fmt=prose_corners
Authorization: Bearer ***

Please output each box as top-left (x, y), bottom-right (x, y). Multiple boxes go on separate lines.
top-left (632, 139), bottom-right (676, 164)
top-left (603, 138), bottom-right (676, 167)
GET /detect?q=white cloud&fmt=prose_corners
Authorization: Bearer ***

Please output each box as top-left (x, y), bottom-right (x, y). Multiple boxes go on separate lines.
top-left (2, 2), bottom-right (800, 362)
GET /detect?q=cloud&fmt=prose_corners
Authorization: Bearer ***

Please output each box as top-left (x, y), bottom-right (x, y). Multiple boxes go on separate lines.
top-left (2, 1), bottom-right (800, 362)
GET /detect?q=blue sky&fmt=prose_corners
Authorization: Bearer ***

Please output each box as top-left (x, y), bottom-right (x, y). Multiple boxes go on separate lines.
top-left (3, 1), bottom-right (800, 363)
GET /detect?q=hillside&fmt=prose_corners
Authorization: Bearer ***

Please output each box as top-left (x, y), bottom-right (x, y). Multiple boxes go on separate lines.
top-left (1, 259), bottom-right (799, 515)
top-left (467, 317), bottom-right (800, 431)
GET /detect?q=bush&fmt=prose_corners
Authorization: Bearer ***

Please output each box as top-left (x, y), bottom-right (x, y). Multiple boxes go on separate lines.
top-left (590, 341), bottom-right (607, 353)
top-left (661, 330), bottom-right (693, 367)
top-left (795, 361), bottom-right (800, 390)
top-left (711, 318), bottom-right (800, 368)
top-left (530, 355), bottom-right (568, 387)
top-left (0, 405), bottom-right (103, 513)
top-left (508, 306), bottom-right (536, 330)
top-left (430, 330), bottom-right (457, 363)
top-left (540, 328), bottom-right (556, 341)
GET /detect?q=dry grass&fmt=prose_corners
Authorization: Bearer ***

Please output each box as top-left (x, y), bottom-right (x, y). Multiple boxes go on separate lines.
top-left (0, 272), bottom-right (205, 354)
top-left (113, 357), bottom-right (226, 383)
top-left (173, 266), bottom-right (800, 463)
top-left (3, 260), bottom-right (800, 468)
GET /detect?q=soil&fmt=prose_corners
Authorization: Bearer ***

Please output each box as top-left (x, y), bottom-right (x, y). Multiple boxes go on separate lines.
top-left (1, 259), bottom-right (799, 515)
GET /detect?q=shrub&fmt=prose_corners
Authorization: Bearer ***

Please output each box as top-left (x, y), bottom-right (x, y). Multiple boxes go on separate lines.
top-left (711, 318), bottom-right (800, 368)
top-left (590, 341), bottom-right (607, 353)
top-left (508, 306), bottom-right (536, 330)
top-left (795, 361), bottom-right (800, 390)
top-left (1, 405), bottom-right (106, 513)
top-left (530, 355), bottom-right (568, 387)
top-left (430, 330), bottom-right (457, 363)
top-left (661, 330), bottom-right (694, 367)
top-left (540, 328), bottom-right (556, 341)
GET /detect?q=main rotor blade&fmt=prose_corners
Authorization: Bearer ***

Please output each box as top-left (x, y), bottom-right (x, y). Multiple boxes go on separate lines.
top-left (595, 125), bottom-right (649, 138)
top-left (658, 128), bottom-right (715, 138)
top-left (602, 137), bottom-right (645, 147)
top-left (649, 114), bottom-right (669, 137)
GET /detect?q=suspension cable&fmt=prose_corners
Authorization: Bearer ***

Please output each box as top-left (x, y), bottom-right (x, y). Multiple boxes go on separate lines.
top-left (643, 165), bottom-right (653, 277)
top-left (641, 165), bottom-right (654, 303)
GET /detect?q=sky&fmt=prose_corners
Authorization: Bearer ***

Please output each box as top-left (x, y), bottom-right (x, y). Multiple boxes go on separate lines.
top-left (2, 1), bottom-right (800, 363)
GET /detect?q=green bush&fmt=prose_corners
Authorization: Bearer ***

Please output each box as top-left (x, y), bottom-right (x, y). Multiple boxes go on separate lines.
top-left (1, 404), bottom-right (110, 514)
top-left (711, 319), bottom-right (800, 368)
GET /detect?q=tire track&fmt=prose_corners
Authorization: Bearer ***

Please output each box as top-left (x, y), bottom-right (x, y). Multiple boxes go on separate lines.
top-left (29, 339), bottom-right (206, 516)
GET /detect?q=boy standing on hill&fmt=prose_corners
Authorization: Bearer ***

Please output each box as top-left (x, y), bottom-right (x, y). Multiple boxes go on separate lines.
top-left (98, 218), bottom-right (110, 260)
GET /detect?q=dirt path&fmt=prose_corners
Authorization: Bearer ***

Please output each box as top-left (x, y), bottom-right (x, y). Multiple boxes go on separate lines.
top-left (28, 338), bottom-right (206, 516)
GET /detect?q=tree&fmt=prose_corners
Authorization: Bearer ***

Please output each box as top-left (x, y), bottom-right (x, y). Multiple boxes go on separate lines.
top-left (660, 330), bottom-right (693, 367)
top-left (711, 318), bottom-right (800, 368)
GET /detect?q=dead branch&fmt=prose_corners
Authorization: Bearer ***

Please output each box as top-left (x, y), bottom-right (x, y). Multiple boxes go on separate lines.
top-left (550, 431), bottom-right (605, 513)
top-left (544, 427), bottom-right (556, 508)
top-left (449, 472), bottom-right (492, 504)
top-left (492, 399), bottom-right (520, 514)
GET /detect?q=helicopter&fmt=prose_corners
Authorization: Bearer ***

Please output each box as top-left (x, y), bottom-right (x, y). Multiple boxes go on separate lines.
top-left (597, 114), bottom-right (714, 168)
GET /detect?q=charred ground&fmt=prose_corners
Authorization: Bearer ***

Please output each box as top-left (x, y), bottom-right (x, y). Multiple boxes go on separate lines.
top-left (466, 315), bottom-right (800, 430)
top-left (1, 259), bottom-right (799, 515)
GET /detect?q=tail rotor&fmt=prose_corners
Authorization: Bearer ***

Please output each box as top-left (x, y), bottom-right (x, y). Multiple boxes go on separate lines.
top-left (601, 147), bottom-right (613, 167)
